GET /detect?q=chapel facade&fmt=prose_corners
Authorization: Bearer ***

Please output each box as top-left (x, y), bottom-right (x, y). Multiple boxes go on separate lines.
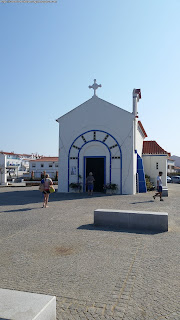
top-left (56, 80), bottom-right (147, 194)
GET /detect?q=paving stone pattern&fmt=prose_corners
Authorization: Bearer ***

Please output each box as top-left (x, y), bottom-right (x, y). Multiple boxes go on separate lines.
top-left (0, 184), bottom-right (180, 320)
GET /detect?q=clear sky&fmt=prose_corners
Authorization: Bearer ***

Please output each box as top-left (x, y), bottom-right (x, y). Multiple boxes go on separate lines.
top-left (0, 0), bottom-right (180, 156)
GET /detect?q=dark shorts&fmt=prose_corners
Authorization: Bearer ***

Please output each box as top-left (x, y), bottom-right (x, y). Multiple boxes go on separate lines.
top-left (43, 189), bottom-right (50, 194)
top-left (157, 186), bottom-right (162, 193)
top-left (88, 184), bottom-right (93, 191)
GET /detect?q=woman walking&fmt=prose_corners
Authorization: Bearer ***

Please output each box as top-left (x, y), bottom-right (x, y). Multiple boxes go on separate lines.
top-left (41, 174), bottom-right (53, 208)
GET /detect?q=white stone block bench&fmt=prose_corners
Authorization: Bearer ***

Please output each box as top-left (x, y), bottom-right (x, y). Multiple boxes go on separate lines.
top-left (162, 187), bottom-right (168, 197)
top-left (0, 289), bottom-right (56, 320)
top-left (94, 209), bottom-right (168, 232)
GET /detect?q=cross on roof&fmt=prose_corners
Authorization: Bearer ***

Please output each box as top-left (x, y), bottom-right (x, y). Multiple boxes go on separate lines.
top-left (89, 79), bottom-right (102, 96)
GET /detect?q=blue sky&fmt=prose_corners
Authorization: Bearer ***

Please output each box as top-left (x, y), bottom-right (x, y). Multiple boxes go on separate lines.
top-left (0, 0), bottom-right (180, 156)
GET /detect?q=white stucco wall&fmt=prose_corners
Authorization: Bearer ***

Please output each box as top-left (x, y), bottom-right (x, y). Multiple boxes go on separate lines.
top-left (0, 154), bottom-right (7, 185)
top-left (6, 155), bottom-right (31, 174)
top-left (136, 124), bottom-right (145, 157)
top-left (142, 155), bottom-right (167, 187)
top-left (57, 96), bottom-right (136, 194)
top-left (29, 161), bottom-right (58, 179)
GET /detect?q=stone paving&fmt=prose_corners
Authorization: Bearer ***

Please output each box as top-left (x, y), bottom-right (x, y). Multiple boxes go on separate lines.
top-left (0, 184), bottom-right (180, 320)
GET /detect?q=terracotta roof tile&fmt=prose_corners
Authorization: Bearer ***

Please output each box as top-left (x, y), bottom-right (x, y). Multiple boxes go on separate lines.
top-left (30, 157), bottom-right (58, 162)
top-left (143, 141), bottom-right (171, 156)
top-left (138, 121), bottom-right (147, 138)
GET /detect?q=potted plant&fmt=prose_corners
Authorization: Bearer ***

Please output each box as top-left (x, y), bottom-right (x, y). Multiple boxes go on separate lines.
top-left (103, 183), bottom-right (118, 194)
top-left (69, 182), bottom-right (82, 192)
top-left (69, 176), bottom-right (82, 193)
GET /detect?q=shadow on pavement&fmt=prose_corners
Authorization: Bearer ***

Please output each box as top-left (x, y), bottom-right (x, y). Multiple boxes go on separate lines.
top-left (77, 224), bottom-right (163, 235)
top-left (0, 190), bottom-right (109, 206)
top-left (0, 208), bottom-right (33, 213)
top-left (130, 200), bottom-right (154, 204)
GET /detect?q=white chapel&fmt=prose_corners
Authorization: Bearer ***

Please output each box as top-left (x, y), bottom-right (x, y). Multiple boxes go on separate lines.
top-left (56, 80), bottom-right (147, 194)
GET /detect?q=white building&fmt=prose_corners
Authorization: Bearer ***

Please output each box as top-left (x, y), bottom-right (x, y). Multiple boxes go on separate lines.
top-left (0, 152), bottom-right (35, 185)
top-left (0, 153), bottom-right (7, 185)
top-left (29, 157), bottom-right (59, 179)
top-left (167, 158), bottom-right (175, 174)
top-left (56, 81), bottom-right (147, 194)
top-left (6, 153), bottom-right (32, 172)
top-left (142, 141), bottom-right (169, 187)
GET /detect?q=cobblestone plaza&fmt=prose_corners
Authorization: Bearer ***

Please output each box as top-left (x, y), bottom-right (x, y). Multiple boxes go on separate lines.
top-left (0, 184), bottom-right (180, 320)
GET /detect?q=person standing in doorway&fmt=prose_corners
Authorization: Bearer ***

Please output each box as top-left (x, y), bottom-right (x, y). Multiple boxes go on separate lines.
top-left (41, 174), bottom-right (53, 208)
top-left (153, 171), bottom-right (164, 201)
top-left (86, 172), bottom-right (95, 196)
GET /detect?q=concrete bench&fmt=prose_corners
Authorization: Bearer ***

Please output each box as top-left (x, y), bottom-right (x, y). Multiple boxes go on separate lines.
top-left (0, 289), bottom-right (56, 320)
top-left (94, 209), bottom-right (168, 232)
top-left (162, 187), bottom-right (168, 197)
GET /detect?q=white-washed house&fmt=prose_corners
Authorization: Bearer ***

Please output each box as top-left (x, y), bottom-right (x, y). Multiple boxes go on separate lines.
top-left (29, 157), bottom-right (59, 179)
top-left (142, 141), bottom-right (170, 187)
top-left (167, 158), bottom-right (175, 174)
top-left (0, 151), bottom-right (35, 184)
top-left (0, 153), bottom-right (7, 185)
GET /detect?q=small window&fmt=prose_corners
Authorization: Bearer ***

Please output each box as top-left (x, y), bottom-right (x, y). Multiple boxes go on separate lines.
top-left (55, 164), bottom-right (58, 167)
top-left (156, 162), bottom-right (158, 169)
top-left (41, 164), bottom-right (44, 168)
top-left (32, 164), bottom-right (36, 168)
top-left (49, 164), bottom-right (53, 168)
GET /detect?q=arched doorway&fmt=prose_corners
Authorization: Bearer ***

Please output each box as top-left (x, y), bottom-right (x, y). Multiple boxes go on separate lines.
top-left (68, 129), bottom-right (122, 194)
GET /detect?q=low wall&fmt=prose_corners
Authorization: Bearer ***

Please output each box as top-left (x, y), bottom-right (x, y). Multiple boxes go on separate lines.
top-left (0, 288), bottom-right (56, 320)
top-left (162, 187), bottom-right (168, 197)
top-left (94, 209), bottom-right (168, 232)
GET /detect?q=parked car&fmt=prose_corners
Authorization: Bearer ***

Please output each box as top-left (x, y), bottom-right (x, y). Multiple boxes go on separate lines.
top-left (167, 176), bottom-right (172, 183)
top-left (171, 176), bottom-right (180, 184)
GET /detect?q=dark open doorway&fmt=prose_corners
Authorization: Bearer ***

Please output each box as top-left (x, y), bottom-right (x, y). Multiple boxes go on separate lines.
top-left (85, 157), bottom-right (105, 192)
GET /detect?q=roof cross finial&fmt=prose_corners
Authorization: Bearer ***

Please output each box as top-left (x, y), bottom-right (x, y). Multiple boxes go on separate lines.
top-left (89, 79), bottom-right (102, 96)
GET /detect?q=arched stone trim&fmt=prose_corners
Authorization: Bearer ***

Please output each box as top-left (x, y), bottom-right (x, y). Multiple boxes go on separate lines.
top-left (68, 129), bottom-right (122, 193)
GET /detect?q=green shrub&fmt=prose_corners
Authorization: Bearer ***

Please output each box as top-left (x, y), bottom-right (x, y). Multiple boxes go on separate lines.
top-left (103, 183), bottom-right (118, 190)
top-left (145, 175), bottom-right (155, 191)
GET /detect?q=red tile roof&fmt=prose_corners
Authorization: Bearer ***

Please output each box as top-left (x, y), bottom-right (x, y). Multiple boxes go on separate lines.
top-left (30, 157), bottom-right (58, 162)
top-left (143, 141), bottom-right (171, 156)
top-left (138, 121), bottom-right (147, 138)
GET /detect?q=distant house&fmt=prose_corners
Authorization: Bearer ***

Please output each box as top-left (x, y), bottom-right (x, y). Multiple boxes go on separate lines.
top-left (4, 152), bottom-right (33, 172)
top-left (142, 141), bottom-right (170, 187)
top-left (29, 157), bottom-right (59, 179)
top-left (0, 153), bottom-right (7, 185)
top-left (171, 155), bottom-right (180, 168)
top-left (167, 158), bottom-right (175, 174)
top-left (0, 151), bottom-right (35, 185)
